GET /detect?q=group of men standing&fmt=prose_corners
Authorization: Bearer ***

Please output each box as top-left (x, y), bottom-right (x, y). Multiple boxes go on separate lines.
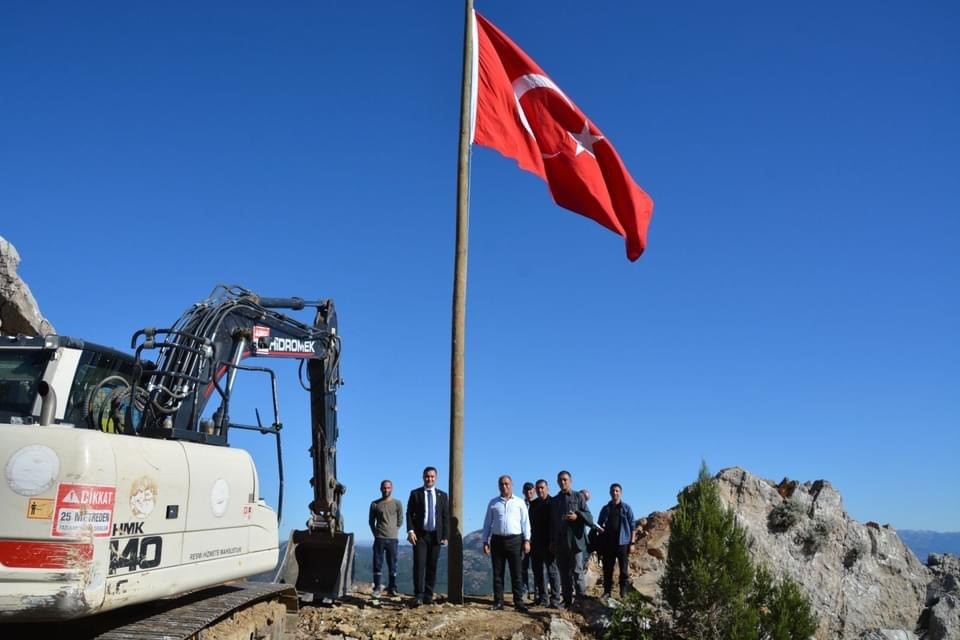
top-left (368, 466), bottom-right (636, 611)
top-left (483, 470), bottom-right (636, 611)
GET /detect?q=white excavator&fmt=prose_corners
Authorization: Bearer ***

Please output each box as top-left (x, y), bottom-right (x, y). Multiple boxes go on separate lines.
top-left (0, 284), bottom-right (354, 638)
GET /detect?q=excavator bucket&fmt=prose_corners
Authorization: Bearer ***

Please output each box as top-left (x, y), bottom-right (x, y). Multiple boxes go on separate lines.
top-left (276, 529), bottom-right (354, 603)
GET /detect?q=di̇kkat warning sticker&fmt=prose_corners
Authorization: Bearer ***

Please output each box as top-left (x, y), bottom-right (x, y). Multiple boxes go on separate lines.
top-left (51, 483), bottom-right (116, 538)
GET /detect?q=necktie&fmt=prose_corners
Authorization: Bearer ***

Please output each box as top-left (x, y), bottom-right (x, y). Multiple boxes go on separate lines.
top-left (427, 490), bottom-right (435, 530)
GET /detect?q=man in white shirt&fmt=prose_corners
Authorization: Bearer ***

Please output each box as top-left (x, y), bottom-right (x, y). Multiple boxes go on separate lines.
top-left (482, 475), bottom-right (531, 612)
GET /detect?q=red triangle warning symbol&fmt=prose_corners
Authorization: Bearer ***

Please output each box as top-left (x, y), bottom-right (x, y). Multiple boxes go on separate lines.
top-left (64, 489), bottom-right (80, 503)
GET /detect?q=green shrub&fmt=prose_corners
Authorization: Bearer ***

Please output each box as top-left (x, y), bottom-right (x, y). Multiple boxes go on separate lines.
top-left (767, 499), bottom-right (805, 533)
top-left (843, 540), bottom-right (867, 569)
top-left (800, 520), bottom-right (831, 556)
top-left (754, 567), bottom-right (819, 640)
top-left (604, 591), bottom-right (658, 640)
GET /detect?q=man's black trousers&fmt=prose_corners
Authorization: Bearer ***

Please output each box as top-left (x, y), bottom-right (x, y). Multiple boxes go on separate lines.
top-left (601, 543), bottom-right (631, 595)
top-left (490, 534), bottom-right (524, 605)
top-left (413, 531), bottom-right (442, 600)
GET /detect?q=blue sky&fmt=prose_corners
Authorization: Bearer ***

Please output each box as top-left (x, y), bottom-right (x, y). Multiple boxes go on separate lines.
top-left (2, 2), bottom-right (957, 540)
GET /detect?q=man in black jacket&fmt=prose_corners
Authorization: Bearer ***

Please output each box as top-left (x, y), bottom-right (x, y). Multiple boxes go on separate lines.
top-left (529, 478), bottom-right (562, 607)
top-left (406, 466), bottom-right (449, 606)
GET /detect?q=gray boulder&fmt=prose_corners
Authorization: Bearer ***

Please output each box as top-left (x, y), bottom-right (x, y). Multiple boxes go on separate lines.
top-left (628, 468), bottom-right (931, 639)
top-left (923, 554), bottom-right (960, 640)
top-left (713, 467), bottom-right (930, 639)
top-left (0, 236), bottom-right (55, 336)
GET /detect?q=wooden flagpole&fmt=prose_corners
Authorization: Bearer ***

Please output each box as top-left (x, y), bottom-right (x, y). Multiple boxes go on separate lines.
top-left (448, 0), bottom-right (474, 606)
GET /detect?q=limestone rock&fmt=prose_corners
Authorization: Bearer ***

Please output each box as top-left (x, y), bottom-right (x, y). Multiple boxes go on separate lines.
top-left (0, 236), bottom-right (55, 336)
top-left (713, 467), bottom-right (929, 639)
top-left (547, 616), bottom-right (578, 640)
top-left (858, 631), bottom-right (918, 640)
top-left (924, 554), bottom-right (960, 640)
top-left (631, 511), bottom-right (671, 603)
top-left (622, 468), bottom-right (930, 639)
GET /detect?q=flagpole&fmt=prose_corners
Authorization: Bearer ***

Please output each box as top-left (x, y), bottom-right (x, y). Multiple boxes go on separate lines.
top-left (448, 0), bottom-right (473, 606)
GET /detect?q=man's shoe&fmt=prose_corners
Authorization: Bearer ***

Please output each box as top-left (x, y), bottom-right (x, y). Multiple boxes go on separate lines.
top-left (423, 595), bottom-right (434, 605)
top-left (372, 587), bottom-right (382, 597)
top-left (489, 601), bottom-right (504, 611)
top-left (537, 599), bottom-right (549, 607)
top-left (514, 604), bottom-right (529, 613)
top-left (386, 588), bottom-right (398, 597)
top-left (410, 597), bottom-right (423, 608)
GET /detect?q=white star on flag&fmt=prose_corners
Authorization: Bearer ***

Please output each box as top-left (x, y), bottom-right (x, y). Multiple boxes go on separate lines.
top-left (569, 122), bottom-right (604, 156)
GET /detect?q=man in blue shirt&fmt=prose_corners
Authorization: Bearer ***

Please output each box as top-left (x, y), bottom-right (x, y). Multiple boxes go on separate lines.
top-left (482, 475), bottom-right (531, 612)
top-left (596, 483), bottom-right (637, 600)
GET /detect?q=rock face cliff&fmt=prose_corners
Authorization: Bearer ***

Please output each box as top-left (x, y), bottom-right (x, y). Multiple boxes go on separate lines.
top-left (714, 468), bottom-right (929, 638)
top-left (625, 467), bottom-right (936, 639)
top-left (0, 235), bottom-right (55, 336)
top-left (923, 554), bottom-right (960, 640)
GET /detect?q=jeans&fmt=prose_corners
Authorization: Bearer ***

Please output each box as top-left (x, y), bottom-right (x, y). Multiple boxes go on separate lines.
top-left (372, 537), bottom-right (398, 590)
top-left (555, 546), bottom-right (585, 605)
top-left (531, 546), bottom-right (561, 605)
top-left (521, 551), bottom-right (531, 593)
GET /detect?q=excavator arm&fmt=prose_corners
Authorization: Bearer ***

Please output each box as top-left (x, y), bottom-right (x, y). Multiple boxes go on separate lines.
top-left (126, 284), bottom-right (353, 600)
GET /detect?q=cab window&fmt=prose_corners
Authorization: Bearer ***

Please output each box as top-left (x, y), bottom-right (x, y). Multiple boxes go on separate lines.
top-left (0, 350), bottom-right (48, 420)
top-left (64, 349), bottom-right (135, 432)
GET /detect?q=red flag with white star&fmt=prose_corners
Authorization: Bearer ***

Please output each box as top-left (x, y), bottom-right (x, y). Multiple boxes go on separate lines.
top-left (471, 11), bottom-right (654, 261)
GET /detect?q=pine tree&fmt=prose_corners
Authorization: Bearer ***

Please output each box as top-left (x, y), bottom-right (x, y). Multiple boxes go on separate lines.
top-left (661, 462), bottom-right (757, 639)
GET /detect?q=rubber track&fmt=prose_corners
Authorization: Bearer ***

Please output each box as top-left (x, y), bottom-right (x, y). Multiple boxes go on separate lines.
top-left (96, 582), bottom-right (296, 640)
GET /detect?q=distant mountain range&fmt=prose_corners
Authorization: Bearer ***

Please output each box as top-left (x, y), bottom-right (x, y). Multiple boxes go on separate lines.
top-left (898, 530), bottom-right (960, 561)
top-left (351, 530), bottom-right (493, 595)
top-left (255, 530), bottom-right (496, 595)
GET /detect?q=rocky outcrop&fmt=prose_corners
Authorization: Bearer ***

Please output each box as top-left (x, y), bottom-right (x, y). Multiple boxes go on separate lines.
top-left (0, 236), bottom-right (54, 336)
top-left (714, 467), bottom-right (929, 639)
top-left (619, 468), bottom-right (932, 639)
top-left (631, 510), bottom-right (671, 602)
top-left (923, 554), bottom-right (960, 640)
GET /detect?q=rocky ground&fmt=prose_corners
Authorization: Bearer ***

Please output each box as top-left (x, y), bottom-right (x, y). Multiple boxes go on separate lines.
top-left (287, 587), bottom-right (611, 640)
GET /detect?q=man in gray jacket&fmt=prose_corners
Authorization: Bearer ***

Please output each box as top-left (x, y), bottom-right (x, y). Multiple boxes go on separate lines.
top-left (549, 470), bottom-right (595, 608)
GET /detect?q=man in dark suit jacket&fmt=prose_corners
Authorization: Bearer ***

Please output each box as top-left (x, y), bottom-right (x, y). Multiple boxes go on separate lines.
top-left (406, 466), bottom-right (449, 606)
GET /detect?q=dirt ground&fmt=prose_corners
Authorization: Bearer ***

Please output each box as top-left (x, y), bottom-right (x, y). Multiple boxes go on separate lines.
top-left (287, 588), bottom-right (609, 640)
top-left (282, 539), bottom-right (665, 640)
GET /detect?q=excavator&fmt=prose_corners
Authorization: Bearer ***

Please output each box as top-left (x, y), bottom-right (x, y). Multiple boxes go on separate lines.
top-left (0, 284), bottom-right (354, 638)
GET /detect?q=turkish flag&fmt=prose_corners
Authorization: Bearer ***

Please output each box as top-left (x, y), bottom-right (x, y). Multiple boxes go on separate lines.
top-left (471, 12), bottom-right (654, 261)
